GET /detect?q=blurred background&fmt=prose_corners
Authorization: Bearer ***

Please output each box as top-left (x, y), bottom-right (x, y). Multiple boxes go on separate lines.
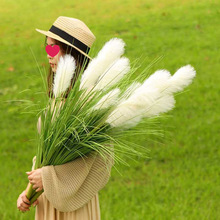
top-left (0, 0), bottom-right (219, 219)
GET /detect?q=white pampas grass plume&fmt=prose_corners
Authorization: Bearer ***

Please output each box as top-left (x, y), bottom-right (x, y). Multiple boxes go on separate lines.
top-left (106, 101), bottom-right (142, 128)
top-left (94, 57), bottom-right (130, 90)
top-left (166, 65), bottom-right (196, 94)
top-left (53, 54), bottom-right (76, 98)
top-left (93, 88), bottom-right (120, 110)
top-left (106, 86), bottom-right (160, 128)
top-left (144, 94), bottom-right (176, 117)
top-left (106, 65), bottom-right (196, 128)
top-left (143, 69), bottom-right (171, 93)
top-left (80, 38), bottom-right (126, 90)
top-left (122, 82), bottom-right (142, 99)
top-left (132, 70), bottom-right (175, 117)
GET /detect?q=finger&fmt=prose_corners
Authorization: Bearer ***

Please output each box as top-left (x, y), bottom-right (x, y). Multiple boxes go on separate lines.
top-left (21, 202), bottom-right (31, 209)
top-left (20, 204), bottom-right (30, 211)
top-left (28, 175), bottom-right (33, 180)
top-left (32, 184), bottom-right (37, 190)
top-left (28, 178), bottom-right (34, 184)
top-left (29, 179), bottom-right (34, 184)
top-left (22, 195), bottom-right (31, 205)
top-left (26, 171), bottom-right (34, 175)
top-left (35, 186), bottom-right (42, 192)
top-left (21, 207), bottom-right (30, 212)
top-left (22, 194), bottom-right (31, 204)
top-left (23, 201), bottom-right (31, 207)
top-left (18, 207), bottom-right (27, 212)
top-left (21, 202), bottom-right (30, 209)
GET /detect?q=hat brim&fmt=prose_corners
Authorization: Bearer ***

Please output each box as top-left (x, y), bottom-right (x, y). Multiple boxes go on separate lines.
top-left (35, 28), bottom-right (92, 60)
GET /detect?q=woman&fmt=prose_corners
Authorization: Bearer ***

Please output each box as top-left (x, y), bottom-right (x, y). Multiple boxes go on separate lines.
top-left (17, 16), bottom-right (114, 220)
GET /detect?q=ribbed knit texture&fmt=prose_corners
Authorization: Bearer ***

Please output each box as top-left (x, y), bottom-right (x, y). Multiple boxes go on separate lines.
top-left (38, 149), bottom-right (113, 212)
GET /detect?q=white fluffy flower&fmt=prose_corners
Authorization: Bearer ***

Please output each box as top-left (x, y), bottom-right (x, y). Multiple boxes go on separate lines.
top-left (94, 57), bottom-right (130, 90)
top-left (80, 38), bottom-right (126, 90)
top-left (122, 82), bottom-right (142, 99)
top-left (166, 65), bottom-right (196, 94)
top-left (53, 54), bottom-right (76, 98)
top-left (106, 85), bottom-right (160, 127)
top-left (106, 64), bottom-right (196, 128)
top-left (93, 88), bottom-right (120, 110)
top-left (144, 94), bottom-right (176, 117)
top-left (143, 69), bottom-right (171, 93)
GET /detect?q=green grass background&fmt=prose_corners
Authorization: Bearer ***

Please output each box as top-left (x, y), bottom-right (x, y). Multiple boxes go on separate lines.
top-left (0, 0), bottom-right (219, 219)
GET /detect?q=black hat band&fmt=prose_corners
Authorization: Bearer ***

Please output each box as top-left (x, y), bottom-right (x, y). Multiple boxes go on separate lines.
top-left (49, 25), bottom-right (90, 54)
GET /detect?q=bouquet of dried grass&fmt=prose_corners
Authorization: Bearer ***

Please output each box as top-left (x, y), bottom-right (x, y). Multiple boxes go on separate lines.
top-left (26, 38), bottom-right (196, 204)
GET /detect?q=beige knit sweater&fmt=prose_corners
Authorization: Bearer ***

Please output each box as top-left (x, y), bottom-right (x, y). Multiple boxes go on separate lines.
top-left (32, 116), bottom-right (114, 213)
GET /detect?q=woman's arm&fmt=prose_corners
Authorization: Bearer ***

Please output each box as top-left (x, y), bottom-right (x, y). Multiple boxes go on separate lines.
top-left (41, 147), bottom-right (114, 212)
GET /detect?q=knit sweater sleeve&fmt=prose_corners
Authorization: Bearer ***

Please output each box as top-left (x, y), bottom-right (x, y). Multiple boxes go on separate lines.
top-left (42, 149), bottom-right (114, 212)
top-left (33, 116), bottom-right (114, 212)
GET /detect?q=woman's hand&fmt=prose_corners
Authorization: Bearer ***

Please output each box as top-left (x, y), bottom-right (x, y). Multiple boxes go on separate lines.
top-left (17, 190), bottom-right (39, 212)
top-left (26, 168), bottom-right (43, 192)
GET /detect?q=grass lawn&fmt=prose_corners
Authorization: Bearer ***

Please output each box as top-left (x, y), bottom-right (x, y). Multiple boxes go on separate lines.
top-left (0, 0), bottom-right (219, 219)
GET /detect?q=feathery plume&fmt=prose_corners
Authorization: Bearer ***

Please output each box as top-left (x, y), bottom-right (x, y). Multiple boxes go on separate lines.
top-left (106, 101), bottom-right (142, 128)
top-left (144, 94), bottom-right (176, 117)
top-left (106, 64), bottom-right (196, 128)
top-left (106, 85), bottom-right (160, 127)
top-left (94, 57), bottom-right (130, 91)
top-left (143, 69), bottom-right (171, 93)
top-left (93, 88), bottom-right (120, 110)
top-left (53, 54), bottom-right (76, 98)
top-left (80, 38), bottom-right (126, 90)
top-left (122, 82), bottom-right (142, 99)
top-left (165, 65), bottom-right (196, 94)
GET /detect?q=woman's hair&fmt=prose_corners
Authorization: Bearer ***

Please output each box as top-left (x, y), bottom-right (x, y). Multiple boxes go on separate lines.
top-left (44, 36), bottom-right (90, 98)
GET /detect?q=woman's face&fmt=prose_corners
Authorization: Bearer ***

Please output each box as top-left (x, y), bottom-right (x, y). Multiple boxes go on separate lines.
top-left (46, 37), bottom-right (64, 73)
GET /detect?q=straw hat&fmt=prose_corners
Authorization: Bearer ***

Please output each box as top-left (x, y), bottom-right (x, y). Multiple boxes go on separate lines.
top-left (35, 16), bottom-right (96, 59)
